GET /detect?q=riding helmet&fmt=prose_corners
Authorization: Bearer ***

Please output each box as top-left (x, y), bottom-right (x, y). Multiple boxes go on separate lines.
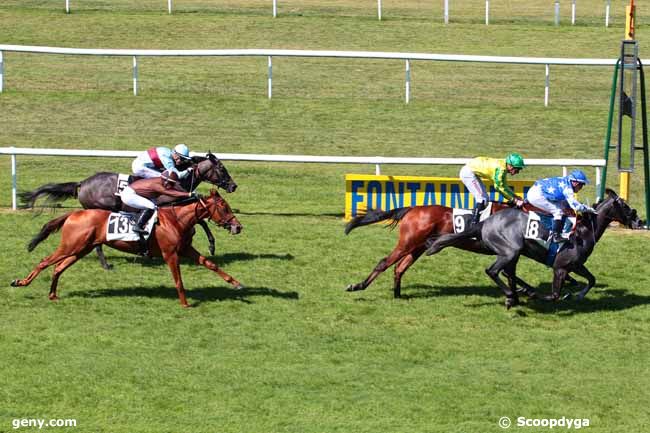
top-left (505, 152), bottom-right (525, 169)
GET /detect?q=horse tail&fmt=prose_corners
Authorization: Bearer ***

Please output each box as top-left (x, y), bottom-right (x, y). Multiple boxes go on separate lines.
top-left (426, 222), bottom-right (483, 256)
top-left (28, 212), bottom-right (73, 252)
top-left (345, 207), bottom-right (412, 235)
top-left (19, 182), bottom-right (80, 209)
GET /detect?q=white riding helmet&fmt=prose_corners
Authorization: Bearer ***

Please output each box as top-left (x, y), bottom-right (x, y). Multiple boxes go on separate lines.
top-left (173, 143), bottom-right (191, 160)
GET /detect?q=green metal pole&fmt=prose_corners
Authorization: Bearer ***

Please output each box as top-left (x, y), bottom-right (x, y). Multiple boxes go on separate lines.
top-left (637, 60), bottom-right (650, 226)
top-left (600, 60), bottom-right (621, 200)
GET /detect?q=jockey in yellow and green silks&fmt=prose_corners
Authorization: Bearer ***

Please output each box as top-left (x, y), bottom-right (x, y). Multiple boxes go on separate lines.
top-left (459, 153), bottom-right (525, 225)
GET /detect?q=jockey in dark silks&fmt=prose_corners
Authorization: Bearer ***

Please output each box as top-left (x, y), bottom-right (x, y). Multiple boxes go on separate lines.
top-left (131, 143), bottom-right (193, 180)
top-left (526, 169), bottom-right (597, 243)
top-left (459, 153), bottom-right (525, 226)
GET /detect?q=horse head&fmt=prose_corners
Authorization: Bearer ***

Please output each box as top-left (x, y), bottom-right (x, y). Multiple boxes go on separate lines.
top-left (192, 152), bottom-right (237, 193)
top-left (594, 189), bottom-right (643, 229)
top-left (201, 189), bottom-right (242, 235)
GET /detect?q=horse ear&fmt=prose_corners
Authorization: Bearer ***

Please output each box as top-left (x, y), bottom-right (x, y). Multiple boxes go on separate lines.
top-left (605, 188), bottom-right (618, 198)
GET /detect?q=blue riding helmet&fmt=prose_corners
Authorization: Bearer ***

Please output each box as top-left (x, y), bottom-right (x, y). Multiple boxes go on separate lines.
top-left (568, 169), bottom-right (590, 184)
top-left (173, 143), bottom-right (191, 160)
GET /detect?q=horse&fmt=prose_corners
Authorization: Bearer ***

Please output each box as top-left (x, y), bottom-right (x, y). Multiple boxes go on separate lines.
top-left (425, 189), bottom-right (642, 308)
top-left (344, 201), bottom-right (548, 298)
top-left (19, 152), bottom-right (237, 269)
top-left (11, 190), bottom-right (243, 308)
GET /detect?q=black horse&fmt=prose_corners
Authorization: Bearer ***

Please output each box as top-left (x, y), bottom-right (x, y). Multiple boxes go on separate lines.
top-left (19, 152), bottom-right (237, 269)
top-left (426, 189), bottom-right (642, 309)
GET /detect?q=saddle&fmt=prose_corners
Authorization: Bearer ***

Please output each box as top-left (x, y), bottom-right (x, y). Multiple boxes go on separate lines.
top-left (451, 202), bottom-right (494, 233)
top-left (114, 173), bottom-right (141, 196)
top-left (105, 210), bottom-right (158, 242)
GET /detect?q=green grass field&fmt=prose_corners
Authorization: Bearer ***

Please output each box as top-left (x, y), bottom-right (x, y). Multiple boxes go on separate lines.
top-left (1, 1), bottom-right (650, 432)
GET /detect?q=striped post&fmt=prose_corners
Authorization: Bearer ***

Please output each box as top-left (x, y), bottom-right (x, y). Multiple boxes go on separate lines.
top-left (132, 56), bottom-right (138, 96)
top-left (405, 59), bottom-right (411, 104)
top-left (267, 56), bottom-right (272, 99)
top-left (545, 64), bottom-right (550, 107)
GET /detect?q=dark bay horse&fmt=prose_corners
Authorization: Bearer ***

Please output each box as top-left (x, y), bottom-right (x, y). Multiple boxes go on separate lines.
top-left (345, 201), bottom-right (545, 298)
top-left (11, 190), bottom-right (242, 308)
top-left (426, 189), bottom-right (642, 308)
top-left (20, 152), bottom-right (237, 269)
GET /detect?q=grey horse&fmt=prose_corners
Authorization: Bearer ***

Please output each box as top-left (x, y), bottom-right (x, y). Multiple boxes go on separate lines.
top-left (19, 152), bottom-right (237, 269)
top-left (425, 189), bottom-right (642, 309)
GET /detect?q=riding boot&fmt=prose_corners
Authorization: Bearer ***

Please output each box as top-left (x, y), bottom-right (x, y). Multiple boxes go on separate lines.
top-left (471, 201), bottom-right (486, 226)
top-left (551, 219), bottom-right (564, 243)
top-left (133, 209), bottom-right (154, 256)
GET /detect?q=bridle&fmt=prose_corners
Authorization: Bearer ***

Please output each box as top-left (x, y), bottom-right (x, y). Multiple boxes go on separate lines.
top-left (196, 195), bottom-right (236, 228)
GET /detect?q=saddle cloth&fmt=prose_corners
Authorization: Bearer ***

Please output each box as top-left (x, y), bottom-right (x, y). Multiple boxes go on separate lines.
top-left (451, 202), bottom-right (493, 234)
top-left (524, 212), bottom-right (575, 242)
top-left (105, 210), bottom-right (157, 242)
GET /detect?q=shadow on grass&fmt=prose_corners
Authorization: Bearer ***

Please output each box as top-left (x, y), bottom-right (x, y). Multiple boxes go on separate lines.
top-left (396, 283), bottom-right (650, 315)
top-left (66, 285), bottom-right (299, 306)
top-left (101, 252), bottom-right (294, 268)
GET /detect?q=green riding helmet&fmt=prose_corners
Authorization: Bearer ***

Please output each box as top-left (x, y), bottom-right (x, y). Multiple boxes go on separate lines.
top-left (505, 152), bottom-right (525, 170)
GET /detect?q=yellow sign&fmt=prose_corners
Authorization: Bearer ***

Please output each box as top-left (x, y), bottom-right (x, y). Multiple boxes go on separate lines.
top-left (345, 174), bottom-right (534, 220)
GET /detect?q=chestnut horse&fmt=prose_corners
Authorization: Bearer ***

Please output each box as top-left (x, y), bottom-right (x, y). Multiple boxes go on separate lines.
top-left (11, 190), bottom-right (242, 308)
top-left (344, 202), bottom-right (546, 298)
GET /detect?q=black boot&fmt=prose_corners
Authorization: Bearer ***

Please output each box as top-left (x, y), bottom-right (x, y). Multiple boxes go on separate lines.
top-left (551, 219), bottom-right (563, 243)
top-left (133, 209), bottom-right (154, 256)
top-left (133, 208), bottom-right (154, 234)
top-left (471, 201), bottom-right (486, 226)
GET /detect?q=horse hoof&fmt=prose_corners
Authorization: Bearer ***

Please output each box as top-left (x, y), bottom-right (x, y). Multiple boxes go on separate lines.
top-left (48, 295), bottom-right (59, 302)
top-left (234, 284), bottom-right (245, 290)
top-left (10, 279), bottom-right (19, 287)
top-left (181, 303), bottom-right (192, 308)
top-left (505, 297), bottom-right (519, 309)
top-left (561, 292), bottom-right (572, 301)
top-left (346, 284), bottom-right (362, 292)
top-left (103, 264), bottom-right (114, 271)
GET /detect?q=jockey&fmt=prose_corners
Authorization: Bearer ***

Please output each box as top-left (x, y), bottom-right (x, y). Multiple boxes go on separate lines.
top-left (120, 171), bottom-right (192, 253)
top-left (459, 153), bottom-right (525, 226)
top-left (131, 143), bottom-right (193, 180)
top-left (526, 169), bottom-right (597, 243)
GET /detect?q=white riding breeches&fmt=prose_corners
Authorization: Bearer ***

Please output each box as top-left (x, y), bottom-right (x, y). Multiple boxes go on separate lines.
top-left (459, 164), bottom-right (489, 205)
top-left (132, 158), bottom-right (162, 179)
top-left (120, 186), bottom-right (156, 210)
top-left (527, 184), bottom-right (564, 219)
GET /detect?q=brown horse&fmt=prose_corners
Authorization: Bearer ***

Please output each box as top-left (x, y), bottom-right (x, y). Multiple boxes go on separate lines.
top-left (11, 190), bottom-right (242, 308)
top-left (344, 202), bottom-right (549, 298)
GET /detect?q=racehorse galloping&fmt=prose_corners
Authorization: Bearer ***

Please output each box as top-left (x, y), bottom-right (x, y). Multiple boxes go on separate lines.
top-left (11, 190), bottom-right (243, 308)
top-left (426, 189), bottom-right (641, 308)
top-left (20, 152), bottom-right (237, 269)
top-left (345, 201), bottom-right (544, 298)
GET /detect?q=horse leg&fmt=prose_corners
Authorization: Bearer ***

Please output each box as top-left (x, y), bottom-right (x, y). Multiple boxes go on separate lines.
top-left (485, 255), bottom-right (519, 309)
top-left (95, 245), bottom-right (113, 270)
top-left (572, 264), bottom-right (596, 301)
top-left (544, 267), bottom-right (568, 301)
top-left (392, 247), bottom-right (425, 299)
top-left (48, 252), bottom-right (90, 300)
top-left (162, 252), bottom-right (190, 308)
top-left (198, 220), bottom-right (216, 256)
top-left (181, 246), bottom-right (243, 290)
top-left (346, 248), bottom-right (408, 294)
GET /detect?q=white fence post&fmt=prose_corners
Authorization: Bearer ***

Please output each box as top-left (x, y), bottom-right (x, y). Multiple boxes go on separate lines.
top-left (267, 56), bottom-right (272, 99)
top-left (545, 64), bottom-right (550, 107)
top-left (485, 0), bottom-right (489, 25)
top-left (65, 0), bottom-right (70, 14)
top-left (405, 59), bottom-right (411, 104)
top-left (0, 51), bottom-right (3, 93)
top-left (168, 0), bottom-right (172, 14)
top-left (554, 0), bottom-right (560, 25)
top-left (444, 0), bottom-right (449, 24)
top-left (378, 0), bottom-right (382, 20)
top-left (605, 0), bottom-right (611, 27)
top-left (571, 0), bottom-right (576, 25)
top-left (11, 151), bottom-right (17, 210)
top-left (132, 56), bottom-right (138, 96)
top-left (273, 0), bottom-right (277, 17)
